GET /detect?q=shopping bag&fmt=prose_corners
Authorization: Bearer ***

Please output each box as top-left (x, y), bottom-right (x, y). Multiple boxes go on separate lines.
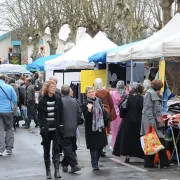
top-left (21, 105), bottom-right (27, 119)
top-left (140, 126), bottom-right (165, 155)
top-left (106, 134), bottom-right (113, 151)
top-left (154, 150), bottom-right (171, 164)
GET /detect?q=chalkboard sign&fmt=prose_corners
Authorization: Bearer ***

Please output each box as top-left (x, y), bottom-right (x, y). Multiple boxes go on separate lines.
top-left (8, 53), bottom-right (21, 65)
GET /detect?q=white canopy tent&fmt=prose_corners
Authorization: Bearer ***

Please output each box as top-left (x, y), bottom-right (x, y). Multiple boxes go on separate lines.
top-left (45, 31), bottom-right (117, 71)
top-left (107, 13), bottom-right (180, 63)
top-left (45, 34), bottom-right (93, 71)
top-left (0, 64), bottom-right (32, 75)
top-left (88, 31), bottom-right (117, 56)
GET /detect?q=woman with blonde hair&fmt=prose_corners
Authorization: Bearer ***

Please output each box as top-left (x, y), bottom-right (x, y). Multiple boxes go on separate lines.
top-left (38, 80), bottom-right (64, 179)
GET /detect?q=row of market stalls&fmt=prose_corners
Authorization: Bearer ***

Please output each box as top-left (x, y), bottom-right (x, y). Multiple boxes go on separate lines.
top-left (1, 13), bottom-right (180, 166)
top-left (2, 13), bottom-right (180, 93)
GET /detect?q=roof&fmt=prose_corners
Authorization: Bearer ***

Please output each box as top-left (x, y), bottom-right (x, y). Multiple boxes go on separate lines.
top-left (0, 32), bottom-right (11, 41)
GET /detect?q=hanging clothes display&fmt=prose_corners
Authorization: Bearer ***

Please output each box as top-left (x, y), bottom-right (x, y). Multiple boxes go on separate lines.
top-left (70, 82), bottom-right (86, 103)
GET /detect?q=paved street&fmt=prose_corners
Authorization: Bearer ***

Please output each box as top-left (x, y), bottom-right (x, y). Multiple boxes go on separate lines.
top-left (0, 123), bottom-right (180, 180)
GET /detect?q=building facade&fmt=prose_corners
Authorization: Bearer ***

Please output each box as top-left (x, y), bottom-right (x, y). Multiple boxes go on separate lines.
top-left (0, 32), bottom-right (65, 64)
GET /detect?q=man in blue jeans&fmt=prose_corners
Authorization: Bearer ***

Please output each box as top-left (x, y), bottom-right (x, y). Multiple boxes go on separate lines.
top-left (0, 74), bottom-right (17, 156)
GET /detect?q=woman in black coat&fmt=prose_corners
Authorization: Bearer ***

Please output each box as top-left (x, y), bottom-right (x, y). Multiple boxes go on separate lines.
top-left (38, 80), bottom-right (64, 179)
top-left (113, 84), bottom-right (144, 163)
top-left (82, 86), bottom-right (107, 170)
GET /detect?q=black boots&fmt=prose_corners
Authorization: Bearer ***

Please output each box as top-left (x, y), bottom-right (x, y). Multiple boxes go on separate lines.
top-left (44, 155), bottom-right (52, 179)
top-left (53, 154), bottom-right (61, 178)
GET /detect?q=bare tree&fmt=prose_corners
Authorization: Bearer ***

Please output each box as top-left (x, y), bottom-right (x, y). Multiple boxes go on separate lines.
top-left (176, 0), bottom-right (180, 13)
top-left (62, 0), bottom-right (82, 43)
top-left (44, 0), bottom-right (65, 55)
top-left (0, 0), bottom-right (46, 60)
top-left (159, 0), bottom-right (174, 26)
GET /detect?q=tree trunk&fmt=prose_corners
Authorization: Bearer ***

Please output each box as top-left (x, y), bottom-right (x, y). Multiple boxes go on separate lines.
top-left (67, 25), bottom-right (77, 44)
top-left (31, 37), bottom-right (40, 61)
top-left (21, 44), bottom-right (28, 64)
top-left (48, 28), bottom-right (59, 55)
top-left (177, 0), bottom-right (180, 13)
top-left (85, 20), bottom-right (101, 38)
top-left (159, 0), bottom-right (174, 26)
top-left (166, 62), bottom-right (180, 95)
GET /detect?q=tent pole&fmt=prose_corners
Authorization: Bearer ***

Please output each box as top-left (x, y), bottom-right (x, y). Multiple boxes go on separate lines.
top-left (130, 60), bottom-right (133, 86)
top-left (63, 70), bottom-right (65, 84)
top-left (106, 63), bottom-right (109, 87)
top-left (95, 63), bottom-right (99, 70)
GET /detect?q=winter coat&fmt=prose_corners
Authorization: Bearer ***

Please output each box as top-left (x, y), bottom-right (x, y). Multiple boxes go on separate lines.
top-left (10, 83), bottom-right (19, 103)
top-left (113, 94), bottom-right (144, 158)
top-left (141, 88), bottom-right (164, 138)
top-left (96, 89), bottom-right (117, 121)
top-left (24, 84), bottom-right (35, 105)
top-left (61, 96), bottom-right (81, 137)
top-left (19, 84), bottom-right (26, 105)
top-left (82, 98), bottom-right (107, 150)
top-left (110, 90), bottom-right (124, 148)
top-left (38, 94), bottom-right (64, 145)
top-left (35, 79), bottom-right (43, 91)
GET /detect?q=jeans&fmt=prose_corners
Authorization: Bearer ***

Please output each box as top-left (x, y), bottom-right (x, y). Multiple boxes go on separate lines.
top-left (26, 104), bottom-right (39, 127)
top-left (0, 113), bottom-right (14, 153)
top-left (90, 148), bottom-right (102, 168)
top-left (61, 137), bottom-right (78, 168)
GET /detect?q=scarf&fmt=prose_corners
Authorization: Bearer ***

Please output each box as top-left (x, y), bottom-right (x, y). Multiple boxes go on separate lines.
top-left (88, 97), bottom-right (104, 132)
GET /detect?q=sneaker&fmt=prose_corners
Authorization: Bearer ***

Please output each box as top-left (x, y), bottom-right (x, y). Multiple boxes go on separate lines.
top-left (6, 150), bottom-right (12, 155)
top-left (93, 167), bottom-right (99, 171)
top-left (0, 152), bottom-right (3, 156)
top-left (70, 165), bottom-right (81, 173)
top-left (100, 151), bottom-right (106, 157)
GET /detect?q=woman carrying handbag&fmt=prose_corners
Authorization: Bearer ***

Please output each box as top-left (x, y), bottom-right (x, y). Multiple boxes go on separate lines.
top-left (113, 84), bottom-right (144, 163)
top-left (141, 80), bottom-right (170, 168)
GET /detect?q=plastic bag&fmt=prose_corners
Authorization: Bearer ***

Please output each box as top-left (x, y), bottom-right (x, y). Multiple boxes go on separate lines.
top-left (140, 126), bottom-right (165, 155)
top-left (106, 134), bottom-right (113, 151)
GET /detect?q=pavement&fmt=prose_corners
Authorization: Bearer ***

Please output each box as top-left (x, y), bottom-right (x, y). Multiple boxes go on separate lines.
top-left (0, 123), bottom-right (180, 180)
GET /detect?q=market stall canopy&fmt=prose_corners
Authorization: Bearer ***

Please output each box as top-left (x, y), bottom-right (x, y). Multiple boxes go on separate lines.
top-left (45, 31), bottom-right (118, 71)
top-left (107, 13), bottom-right (180, 63)
top-left (88, 41), bottom-right (138, 63)
top-left (0, 64), bottom-right (32, 75)
top-left (148, 32), bottom-right (180, 58)
top-left (88, 32), bottom-right (118, 63)
top-left (27, 54), bottom-right (62, 71)
top-left (45, 34), bottom-right (93, 71)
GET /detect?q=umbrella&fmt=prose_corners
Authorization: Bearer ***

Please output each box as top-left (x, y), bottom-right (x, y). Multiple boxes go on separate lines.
top-left (27, 54), bottom-right (62, 71)
top-left (0, 64), bottom-right (32, 75)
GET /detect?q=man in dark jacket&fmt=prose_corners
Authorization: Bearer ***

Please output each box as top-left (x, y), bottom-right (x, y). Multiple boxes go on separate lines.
top-left (24, 78), bottom-right (39, 129)
top-left (60, 84), bottom-right (81, 173)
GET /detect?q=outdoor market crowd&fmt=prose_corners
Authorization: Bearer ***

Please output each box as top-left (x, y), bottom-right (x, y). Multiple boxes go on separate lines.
top-left (0, 71), bottom-right (174, 179)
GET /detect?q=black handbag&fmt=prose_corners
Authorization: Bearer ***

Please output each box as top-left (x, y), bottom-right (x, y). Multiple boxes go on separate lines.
top-left (119, 95), bottom-right (129, 110)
